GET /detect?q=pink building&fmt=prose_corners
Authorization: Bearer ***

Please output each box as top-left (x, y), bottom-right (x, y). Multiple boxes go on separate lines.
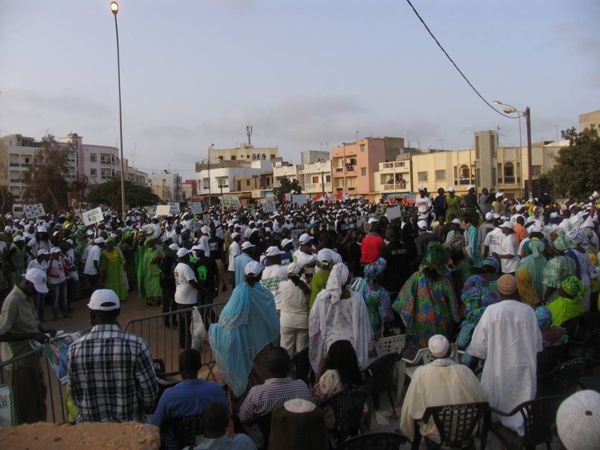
top-left (331, 137), bottom-right (404, 202)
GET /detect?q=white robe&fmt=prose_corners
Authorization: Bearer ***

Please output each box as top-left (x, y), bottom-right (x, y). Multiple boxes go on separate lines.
top-left (467, 300), bottom-right (543, 436)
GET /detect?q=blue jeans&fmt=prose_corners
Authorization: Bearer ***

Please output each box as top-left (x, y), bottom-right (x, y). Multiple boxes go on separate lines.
top-left (50, 280), bottom-right (68, 318)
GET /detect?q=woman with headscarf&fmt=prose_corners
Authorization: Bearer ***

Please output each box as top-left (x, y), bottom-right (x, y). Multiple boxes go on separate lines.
top-left (456, 257), bottom-right (501, 367)
top-left (567, 227), bottom-right (597, 311)
top-left (308, 262), bottom-right (373, 375)
top-left (393, 243), bottom-right (461, 359)
top-left (543, 229), bottom-right (577, 305)
top-left (100, 237), bottom-right (127, 301)
top-left (208, 261), bottom-right (280, 399)
top-left (348, 257), bottom-right (394, 339)
top-left (444, 233), bottom-right (470, 301)
top-left (516, 239), bottom-right (547, 307)
top-left (535, 306), bottom-right (568, 349)
top-left (139, 233), bottom-right (163, 306)
top-left (547, 276), bottom-right (586, 327)
top-left (308, 249), bottom-right (335, 309)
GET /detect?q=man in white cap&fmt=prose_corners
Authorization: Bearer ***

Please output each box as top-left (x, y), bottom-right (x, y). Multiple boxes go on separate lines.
top-left (479, 212), bottom-right (495, 256)
top-left (5, 234), bottom-right (27, 288)
top-left (261, 246), bottom-right (289, 311)
top-left (415, 219), bottom-right (436, 261)
top-left (174, 248), bottom-right (203, 348)
top-left (234, 241), bottom-right (256, 288)
top-left (228, 232), bottom-right (241, 286)
top-left (0, 268), bottom-right (56, 424)
top-left (293, 233), bottom-right (317, 279)
top-left (494, 221), bottom-right (520, 275)
top-left (67, 289), bottom-right (158, 423)
top-left (492, 192), bottom-right (506, 216)
top-left (415, 185), bottom-right (432, 224)
top-left (400, 335), bottom-right (487, 445)
top-left (27, 249), bottom-right (50, 320)
top-left (83, 237), bottom-right (105, 294)
top-left (468, 274), bottom-right (542, 436)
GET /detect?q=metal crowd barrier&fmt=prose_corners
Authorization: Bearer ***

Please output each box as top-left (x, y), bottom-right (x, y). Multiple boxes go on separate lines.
top-left (123, 302), bottom-right (226, 381)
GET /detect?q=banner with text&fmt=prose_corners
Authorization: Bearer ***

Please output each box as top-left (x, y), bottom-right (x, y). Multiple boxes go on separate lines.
top-left (81, 207), bottom-right (104, 226)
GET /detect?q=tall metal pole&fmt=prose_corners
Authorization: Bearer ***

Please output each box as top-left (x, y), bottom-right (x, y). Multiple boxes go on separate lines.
top-left (111, 2), bottom-right (126, 220)
top-left (524, 107), bottom-right (533, 199)
top-left (207, 144), bottom-right (214, 208)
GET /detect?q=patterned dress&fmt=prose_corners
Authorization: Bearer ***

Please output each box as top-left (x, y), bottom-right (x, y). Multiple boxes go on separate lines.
top-left (543, 256), bottom-right (576, 304)
top-left (348, 277), bottom-right (394, 339)
top-left (456, 275), bottom-right (501, 366)
top-left (392, 271), bottom-right (460, 359)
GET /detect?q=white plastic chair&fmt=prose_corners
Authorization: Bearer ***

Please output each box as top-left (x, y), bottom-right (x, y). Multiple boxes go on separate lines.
top-left (375, 334), bottom-right (406, 357)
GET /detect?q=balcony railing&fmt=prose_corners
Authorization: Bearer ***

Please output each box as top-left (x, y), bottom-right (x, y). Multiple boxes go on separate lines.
top-left (335, 167), bottom-right (344, 172)
top-left (382, 183), bottom-right (409, 192)
top-left (458, 178), bottom-right (476, 185)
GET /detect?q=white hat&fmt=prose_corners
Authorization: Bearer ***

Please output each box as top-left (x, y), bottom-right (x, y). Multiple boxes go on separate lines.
top-left (530, 224), bottom-right (544, 234)
top-left (177, 248), bottom-right (192, 258)
top-left (37, 249), bottom-right (49, 256)
top-left (287, 262), bottom-right (303, 276)
top-left (451, 218), bottom-right (462, 225)
top-left (66, 239), bottom-right (73, 245)
top-left (244, 261), bottom-right (264, 276)
top-left (168, 243), bottom-right (180, 251)
top-left (25, 268), bottom-right (49, 294)
top-left (13, 235), bottom-right (24, 242)
top-left (299, 233), bottom-right (313, 245)
top-left (50, 247), bottom-right (61, 254)
top-left (495, 192), bottom-right (504, 199)
top-left (550, 212), bottom-right (560, 219)
top-left (501, 221), bottom-right (514, 229)
top-left (36, 226), bottom-right (48, 233)
top-left (557, 390), bottom-right (600, 450)
top-left (467, 184), bottom-right (476, 191)
top-left (94, 237), bottom-right (106, 244)
top-left (317, 249), bottom-right (333, 262)
top-left (447, 186), bottom-right (456, 192)
top-left (493, 213), bottom-right (501, 220)
top-left (265, 246), bottom-right (284, 257)
top-left (241, 241), bottom-right (255, 250)
top-left (201, 225), bottom-right (210, 234)
top-left (417, 220), bottom-right (428, 230)
top-left (368, 217), bottom-right (378, 224)
top-left (86, 230), bottom-right (95, 236)
top-left (485, 212), bottom-right (494, 221)
top-left (281, 238), bottom-right (294, 248)
top-left (418, 185), bottom-right (426, 191)
top-left (428, 335), bottom-right (450, 358)
top-left (87, 289), bottom-right (120, 311)
top-left (231, 232), bottom-right (240, 239)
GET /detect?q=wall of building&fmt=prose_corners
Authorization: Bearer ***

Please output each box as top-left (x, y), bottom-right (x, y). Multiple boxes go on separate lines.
top-left (579, 110), bottom-right (600, 132)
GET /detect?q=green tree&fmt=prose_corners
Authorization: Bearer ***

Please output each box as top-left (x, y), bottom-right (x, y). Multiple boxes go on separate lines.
top-left (22, 135), bottom-right (72, 211)
top-left (272, 176), bottom-right (302, 203)
top-left (545, 126), bottom-right (600, 199)
top-left (0, 187), bottom-right (15, 215)
top-left (85, 176), bottom-right (160, 209)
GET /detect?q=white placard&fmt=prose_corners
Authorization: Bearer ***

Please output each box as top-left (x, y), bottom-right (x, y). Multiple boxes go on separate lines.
top-left (81, 207), bottom-right (104, 226)
top-left (385, 205), bottom-right (401, 220)
top-left (24, 203), bottom-right (46, 219)
top-left (168, 202), bottom-right (181, 215)
top-left (189, 202), bottom-right (203, 214)
top-left (291, 194), bottom-right (308, 205)
top-left (156, 205), bottom-right (171, 216)
top-left (263, 201), bottom-right (276, 213)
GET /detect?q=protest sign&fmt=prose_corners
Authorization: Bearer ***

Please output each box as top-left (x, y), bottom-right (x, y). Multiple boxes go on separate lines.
top-left (263, 201), bottom-right (276, 213)
top-left (81, 207), bottom-right (104, 226)
top-left (23, 203), bottom-right (46, 219)
top-left (168, 202), bottom-right (181, 215)
top-left (385, 205), bottom-right (401, 220)
top-left (189, 202), bottom-right (203, 214)
top-left (156, 205), bottom-right (171, 216)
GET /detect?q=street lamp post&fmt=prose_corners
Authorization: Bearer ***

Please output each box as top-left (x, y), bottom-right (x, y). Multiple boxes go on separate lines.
top-left (207, 143), bottom-right (214, 208)
top-left (110, 2), bottom-right (126, 220)
top-left (494, 101), bottom-right (533, 199)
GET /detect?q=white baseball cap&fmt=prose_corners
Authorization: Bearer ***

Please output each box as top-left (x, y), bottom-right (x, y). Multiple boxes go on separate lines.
top-left (241, 241), bottom-right (255, 250)
top-left (37, 249), bottom-right (49, 256)
top-left (265, 246), bottom-right (284, 257)
top-left (287, 262), bottom-right (303, 276)
top-left (418, 185), bottom-right (425, 191)
top-left (317, 249), bottom-right (333, 262)
top-left (231, 232), bottom-right (240, 239)
top-left (467, 184), bottom-right (476, 191)
top-left (495, 192), bottom-right (504, 198)
top-left (451, 218), bottom-right (462, 225)
top-left (447, 186), bottom-right (456, 192)
top-left (168, 243), bottom-right (180, 251)
top-left (501, 221), bottom-right (514, 229)
top-left (368, 218), bottom-right (378, 224)
top-left (485, 212), bottom-right (494, 221)
top-left (94, 237), bottom-right (106, 244)
top-left (25, 268), bottom-right (49, 294)
top-left (177, 248), bottom-right (192, 258)
top-left (244, 261), bottom-right (264, 276)
top-left (417, 220), bottom-right (428, 230)
top-left (13, 235), bottom-right (24, 242)
top-left (87, 289), bottom-right (120, 311)
top-left (281, 238), bottom-right (294, 248)
top-left (299, 233), bottom-right (313, 245)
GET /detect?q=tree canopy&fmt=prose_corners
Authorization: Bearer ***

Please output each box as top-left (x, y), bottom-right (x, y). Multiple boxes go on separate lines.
top-left (544, 126), bottom-right (600, 200)
top-left (85, 176), bottom-right (160, 209)
top-left (22, 135), bottom-right (87, 212)
top-left (272, 176), bottom-right (303, 203)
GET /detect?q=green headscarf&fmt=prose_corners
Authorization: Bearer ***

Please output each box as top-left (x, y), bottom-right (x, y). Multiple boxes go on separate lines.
top-left (420, 242), bottom-right (450, 276)
top-left (529, 239), bottom-right (545, 258)
top-left (553, 229), bottom-right (575, 252)
top-left (561, 276), bottom-right (586, 301)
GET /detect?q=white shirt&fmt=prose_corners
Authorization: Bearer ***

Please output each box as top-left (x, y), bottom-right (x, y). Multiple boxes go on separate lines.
top-left (498, 233), bottom-right (520, 274)
top-left (279, 280), bottom-right (309, 329)
top-left (260, 264), bottom-right (288, 310)
top-left (27, 259), bottom-right (48, 272)
top-left (84, 245), bottom-right (102, 275)
top-left (468, 300), bottom-right (542, 436)
top-left (415, 196), bottom-right (432, 220)
top-left (228, 241), bottom-right (241, 269)
top-left (174, 262), bottom-right (198, 305)
top-left (199, 235), bottom-right (210, 257)
top-left (483, 228), bottom-right (503, 257)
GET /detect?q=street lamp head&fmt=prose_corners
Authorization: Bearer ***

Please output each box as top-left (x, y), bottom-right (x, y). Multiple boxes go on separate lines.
top-left (110, 1), bottom-right (119, 14)
top-left (493, 100), bottom-right (503, 105)
top-left (503, 107), bottom-right (517, 114)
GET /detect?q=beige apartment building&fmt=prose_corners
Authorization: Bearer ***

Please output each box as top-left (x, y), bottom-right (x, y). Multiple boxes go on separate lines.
top-left (579, 109), bottom-right (600, 132)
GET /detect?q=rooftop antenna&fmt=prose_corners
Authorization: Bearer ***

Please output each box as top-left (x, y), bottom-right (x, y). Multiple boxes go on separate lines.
top-left (246, 125), bottom-right (253, 146)
top-left (132, 142), bottom-right (136, 168)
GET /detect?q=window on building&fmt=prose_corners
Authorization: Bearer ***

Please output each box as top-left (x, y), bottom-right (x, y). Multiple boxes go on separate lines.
top-left (418, 172), bottom-right (428, 182)
top-left (435, 170), bottom-right (446, 180)
top-left (312, 176), bottom-right (319, 183)
top-left (475, 136), bottom-right (480, 159)
top-left (326, 175), bottom-right (331, 182)
top-left (90, 168), bottom-right (97, 177)
top-left (24, 157), bottom-right (29, 164)
top-left (497, 163), bottom-right (503, 183)
top-left (252, 154), bottom-right (256, 160)
top-left (262, 153), bottom-right (266, 160)
top-left (504, 162), bottom-right (515, 183)
top-left (237, 181), bottom-right (241, 191)
top-left (270, 154), bottom-right (275, 159)
top-left (361, 167), bottom-right (367, 176)
top-left (360, 144), bottom-right (365, 153)
top-left (90, 153), bottom-right (97, 162)
top-left (532, 165), bottom-right (541, 177)
top-left (246, 180), bottom-right (250, 186)
top-left (231, 156), bottom-right (236, 160)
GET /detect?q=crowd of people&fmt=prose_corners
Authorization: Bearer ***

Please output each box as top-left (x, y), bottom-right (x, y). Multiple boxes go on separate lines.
top-left (1, 186), bottom-right (600, 449)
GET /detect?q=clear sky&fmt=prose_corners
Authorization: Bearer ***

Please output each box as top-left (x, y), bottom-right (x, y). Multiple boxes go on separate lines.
top-left (1, 0), bottom-right (598, 178)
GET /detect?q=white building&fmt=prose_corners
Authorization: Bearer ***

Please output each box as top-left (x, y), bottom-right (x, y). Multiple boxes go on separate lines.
top-left (273, 161), bottom-right (302, 188)
top-left (196, 159), bottom-right (274, 200)
top-left (298, 151), bottom-right (332, 199)
top-left (81, 144), bottom-right (121, 185)
top-left (148, 170), bottom-right (184, 202)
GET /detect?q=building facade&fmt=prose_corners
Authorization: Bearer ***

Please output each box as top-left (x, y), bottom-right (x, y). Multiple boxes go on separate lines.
top-left (148, 170), bottom-right (184, 202)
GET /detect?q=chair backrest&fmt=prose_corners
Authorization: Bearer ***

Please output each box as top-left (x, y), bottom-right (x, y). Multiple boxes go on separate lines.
top-left (336, 432), bottom-right (410, 450)
top-left (292, 347), bottom-right (313, 386)
top-left (365, 353), bottom-right (401, 390)
top-left (322, 386), bottom-right (371, 439)
top-left (406, 347), bottom-right (435, 365)
top-left (170, 414), bottom-right (204, 449)
top-left (255, 412), bottom-right (273, 450)
top-left (375, 334), bottom-right (406, 357)
top-left (536, 345), bottom-right (567, 377)
top-left (422, 402), bottom-right (489, 448)
top-left (562, 316), bottom-right (584, 340)
top-left (549, 357), bottom-right (586, 396)
top-left (515, 396), bottom-right (565, 447)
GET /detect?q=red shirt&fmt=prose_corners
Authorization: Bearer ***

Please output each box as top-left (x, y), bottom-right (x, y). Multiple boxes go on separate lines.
top-left (360, 233), bottom-right (385, 264)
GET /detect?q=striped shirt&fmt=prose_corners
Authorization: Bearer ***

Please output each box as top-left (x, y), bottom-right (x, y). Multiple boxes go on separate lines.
top-left (67, 324), bottom-right (158, 423)
top-left (239, 377), bottom-right (312, 446)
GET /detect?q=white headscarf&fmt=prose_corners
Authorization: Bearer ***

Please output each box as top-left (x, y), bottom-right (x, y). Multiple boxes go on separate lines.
top-left (323, 263), bottom-right (350, 305)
